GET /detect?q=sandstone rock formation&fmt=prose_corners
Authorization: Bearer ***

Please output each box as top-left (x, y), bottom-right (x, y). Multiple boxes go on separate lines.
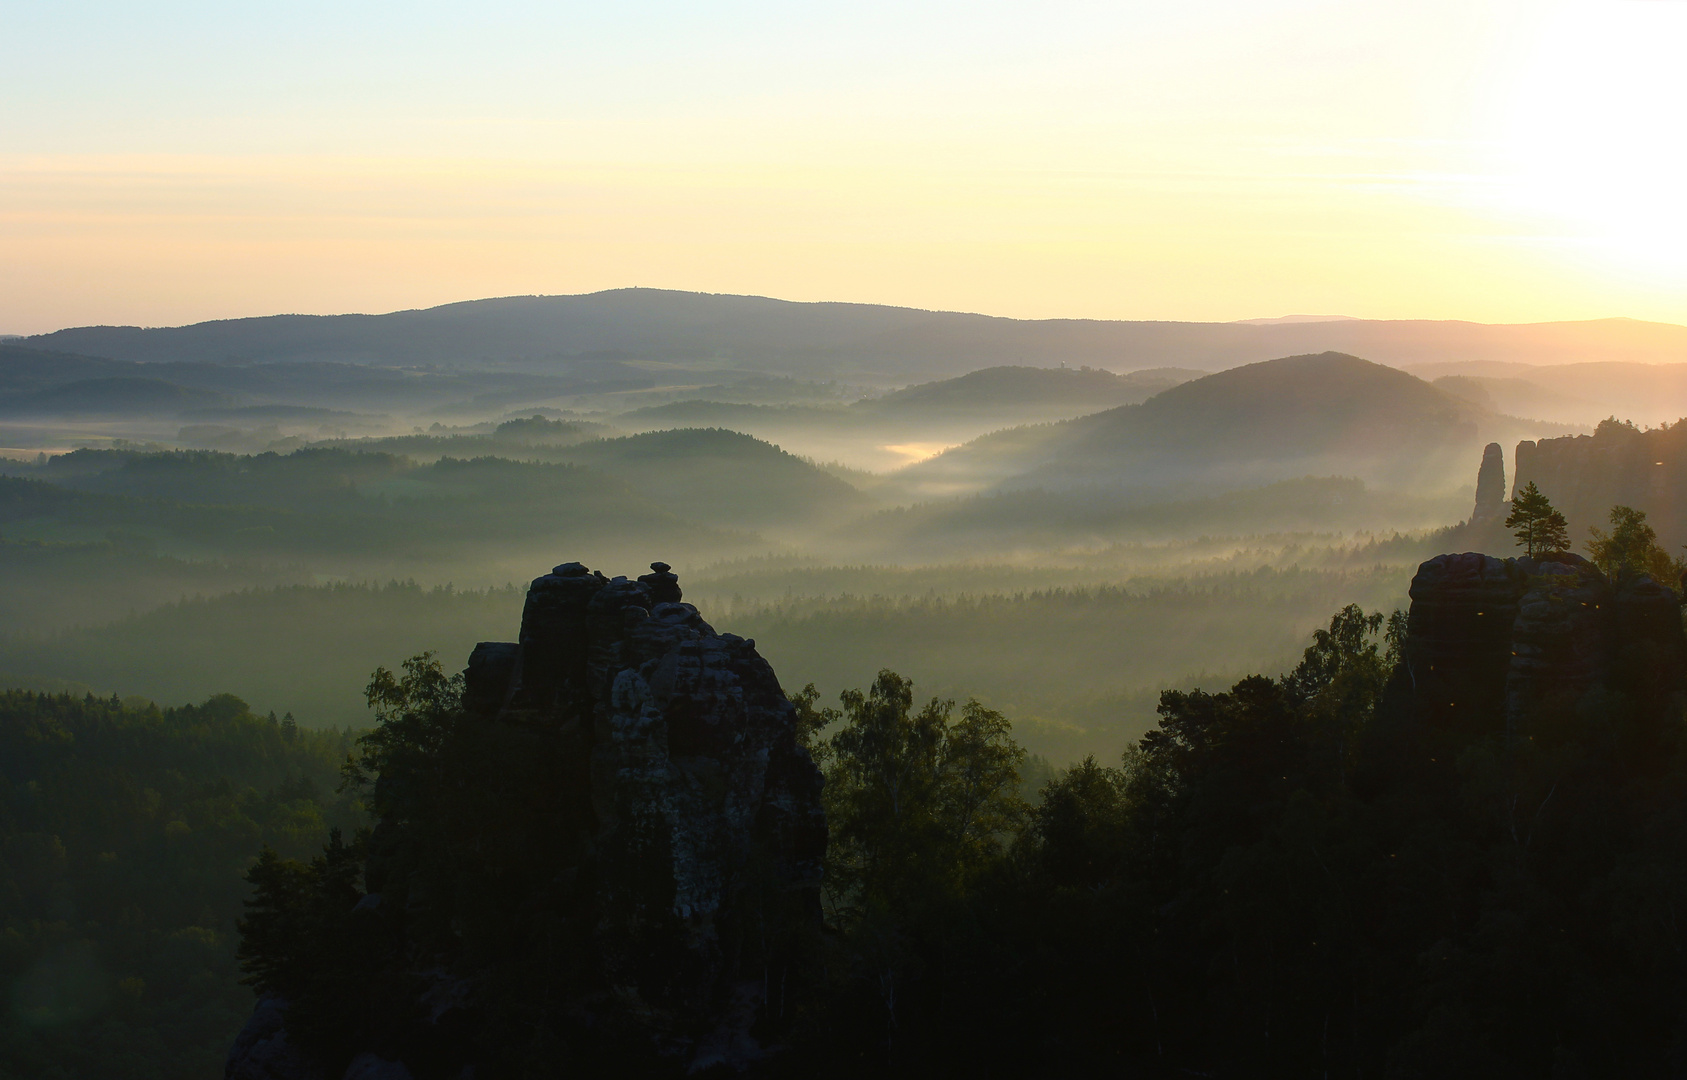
top-left (227, 561), bottom-right (825, 1079)
top-left (1395, 551), bottom-right (1686, 747)
top-left (1471, 442), bottom-right (1506, 525)
top-left (226, 997), bottom-right (328, 1080)
top-left (1513, 419), bottom-right (1687, 550)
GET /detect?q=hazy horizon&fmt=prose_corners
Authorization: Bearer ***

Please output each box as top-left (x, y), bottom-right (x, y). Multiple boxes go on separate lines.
top-left (12, 2), bottom-right (1687, 1075)
top-left (7, 1), bottom-right (1687, 334)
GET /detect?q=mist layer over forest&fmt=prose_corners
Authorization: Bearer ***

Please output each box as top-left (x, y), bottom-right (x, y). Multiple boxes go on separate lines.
top-left (2, 291), bottom-right (1673, 761)
top-left (11, 290), bottom-right (1687, 1078)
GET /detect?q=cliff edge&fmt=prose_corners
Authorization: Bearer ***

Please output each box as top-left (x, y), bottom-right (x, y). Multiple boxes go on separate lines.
top-left (1393, 551), bottom-right (1686, 748)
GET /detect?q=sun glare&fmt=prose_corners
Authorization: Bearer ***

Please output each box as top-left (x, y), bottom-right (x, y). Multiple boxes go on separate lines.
top-left (1487, 1), bottom-right (1687, 275)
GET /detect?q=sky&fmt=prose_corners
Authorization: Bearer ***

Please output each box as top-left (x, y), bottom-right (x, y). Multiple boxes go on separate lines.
top-left (2, 0), bottom-right (1685, 334)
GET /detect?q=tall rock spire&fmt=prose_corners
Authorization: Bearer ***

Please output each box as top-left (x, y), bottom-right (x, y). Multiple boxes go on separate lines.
top-left (1471, 442), bottom-right (1506, 525)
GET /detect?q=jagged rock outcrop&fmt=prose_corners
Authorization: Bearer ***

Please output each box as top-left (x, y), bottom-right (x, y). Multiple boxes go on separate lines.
top-left (1394, 551), bottom-right (1686, 745)
top-left (1471, 442), bottom-right (1506, 525)
top-left (1513, 419), bottom-right (1687, 549)
top-left (227, 561), bottom-right (825, 1079)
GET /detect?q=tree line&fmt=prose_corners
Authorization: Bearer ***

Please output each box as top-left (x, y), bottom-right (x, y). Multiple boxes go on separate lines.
top-left (0, 691), bottom-right (360, 1079)
top-left (770, 596), bottom-right (1687, 1075)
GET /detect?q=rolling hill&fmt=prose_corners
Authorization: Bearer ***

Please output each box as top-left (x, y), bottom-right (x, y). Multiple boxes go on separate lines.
top-left (549, 427), bottom-right (871, 531)
top-left (0, 376), bottom-right (230, 417)
top-left (0, 342), bottom-right (647, 417)
top-left (899, 352), bottom-right (1573, 500)
top-left (856, 365), bottom-right (1201, 417)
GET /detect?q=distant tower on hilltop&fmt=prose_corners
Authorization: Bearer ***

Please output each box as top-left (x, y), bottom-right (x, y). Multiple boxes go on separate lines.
top-left (1471, 442), bottom-right (1506, 525)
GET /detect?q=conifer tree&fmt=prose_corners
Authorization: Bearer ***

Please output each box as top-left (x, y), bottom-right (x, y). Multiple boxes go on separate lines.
top-left (1505, 481), bottom-right (1569, 558)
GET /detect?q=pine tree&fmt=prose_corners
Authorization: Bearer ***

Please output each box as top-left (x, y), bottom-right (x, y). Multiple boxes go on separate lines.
top-left (1505, 481), bottom-right (1569, 558)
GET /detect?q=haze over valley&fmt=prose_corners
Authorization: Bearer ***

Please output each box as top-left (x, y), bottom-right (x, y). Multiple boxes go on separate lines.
top-left (19, 0), bottom-right (1687, 1071)
top-left (3, 290), bottom-right (1674, 761)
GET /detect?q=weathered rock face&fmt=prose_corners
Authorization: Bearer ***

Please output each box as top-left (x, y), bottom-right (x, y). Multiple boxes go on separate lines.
top-left (1471, 442), bottom-right (1506, 524)
top-left (1513, 420), bottom-right (1687, 550)
top-left (496, 562), bottom-right (824, 1067)
top-left (1394, 551), bottom-right (1686, 745)
top-left (227, 561), bottom-right (825, 1079)
top-left (226, 997), bottom-right (328, 1080)
top-left (1401, 552), bottom-right (1527, 734)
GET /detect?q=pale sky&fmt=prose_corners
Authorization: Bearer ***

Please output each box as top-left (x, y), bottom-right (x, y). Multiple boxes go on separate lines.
top-left (3, 0), bottom-right (1685, 334)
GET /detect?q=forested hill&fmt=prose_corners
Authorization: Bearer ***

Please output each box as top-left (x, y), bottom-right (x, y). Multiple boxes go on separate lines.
top-left (902, 351), bottom-right (1571, 498)
top-left (23, 289), bottom-right (1687, 378)
top-left (854, 364), bottom-right (1200, 415)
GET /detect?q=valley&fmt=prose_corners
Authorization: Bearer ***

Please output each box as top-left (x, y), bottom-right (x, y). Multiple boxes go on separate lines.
top-left (2, 291), bottom-right (1673, 761)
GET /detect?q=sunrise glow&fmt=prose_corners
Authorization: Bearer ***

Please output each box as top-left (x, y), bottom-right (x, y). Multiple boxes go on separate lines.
top-left (3, 0), bottom-right (1684, 333)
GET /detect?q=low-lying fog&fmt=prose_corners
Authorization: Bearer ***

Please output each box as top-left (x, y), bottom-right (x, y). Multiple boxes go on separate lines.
top-left (6, 303), bottom-right (1681, 761)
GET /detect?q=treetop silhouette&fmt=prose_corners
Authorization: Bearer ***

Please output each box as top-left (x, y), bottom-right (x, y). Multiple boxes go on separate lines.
top-left (1505, 480), bottom-right (1569, 558)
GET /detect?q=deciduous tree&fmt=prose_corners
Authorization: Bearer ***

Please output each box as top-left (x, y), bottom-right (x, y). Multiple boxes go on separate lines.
top-left (1587, 504), bottom-right (1684, 585)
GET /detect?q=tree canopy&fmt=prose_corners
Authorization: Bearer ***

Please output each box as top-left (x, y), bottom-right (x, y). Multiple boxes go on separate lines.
top-left (794, 671), bottom-right (1028, 922)
top-left (0, 690), bottom-right (357, 1080)
top-left (1587, 504), bottom-right (1684, 585)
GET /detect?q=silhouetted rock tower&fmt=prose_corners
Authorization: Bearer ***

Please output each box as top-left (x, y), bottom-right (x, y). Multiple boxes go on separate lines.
top-left (226, 559), bottom-right (826, 1079)
top-left (1471, 442), bottom-right (1506, 525)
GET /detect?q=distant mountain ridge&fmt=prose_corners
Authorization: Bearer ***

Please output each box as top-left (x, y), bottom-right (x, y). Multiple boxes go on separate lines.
top-left (23, 289), bottom-right (1687, 380)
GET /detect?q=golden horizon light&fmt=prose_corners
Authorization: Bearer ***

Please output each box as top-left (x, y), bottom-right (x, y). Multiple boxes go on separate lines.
top-left (3, 0), bottom-right (1685, 334)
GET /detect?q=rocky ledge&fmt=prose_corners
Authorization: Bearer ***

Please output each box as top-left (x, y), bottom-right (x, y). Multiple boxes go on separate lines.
top-left (1396, 551), bottom-right (1686, 744)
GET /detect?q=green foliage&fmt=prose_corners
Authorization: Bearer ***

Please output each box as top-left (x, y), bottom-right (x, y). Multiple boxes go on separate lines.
top-left (783, 603), bottom-right (1687, 1076)
top-left (809, 672), bottom-right (1027, 920)
top-left (236, 833), bottom-right (375, 1046)
top-left (343, 651), bottom-right (467, 800)
top-left (1587, 504), bottom-right (1684, 585)
top-left (2, 560), bottom-right (1413, 756)
top-left (1505, 480), bottom-right (1570, 558)
top-left (0, 689), bottom-right (358, 1080)
top-left (736, 566), bottom-right (1410, 759)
